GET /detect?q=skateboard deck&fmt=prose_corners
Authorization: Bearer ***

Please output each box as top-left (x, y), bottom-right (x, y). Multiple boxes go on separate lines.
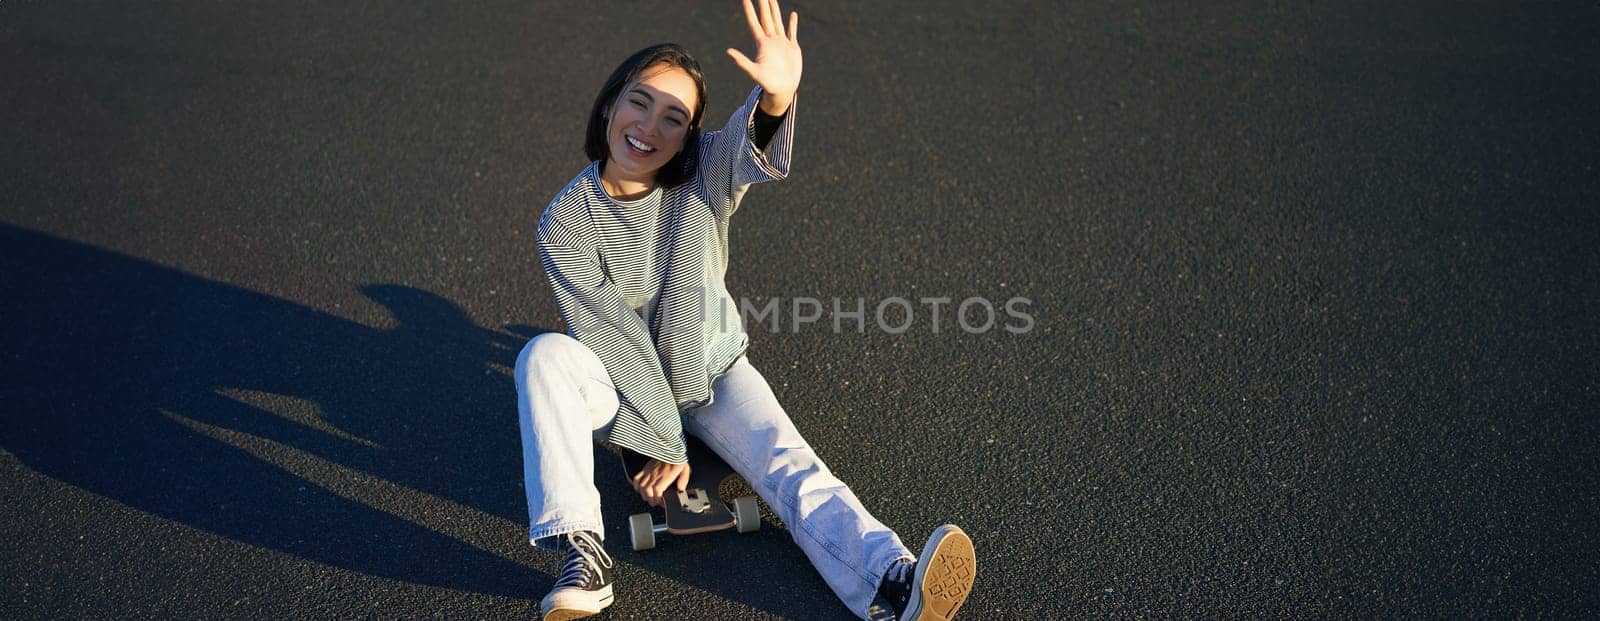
top-left (617, 435), bottom-right (760, 550)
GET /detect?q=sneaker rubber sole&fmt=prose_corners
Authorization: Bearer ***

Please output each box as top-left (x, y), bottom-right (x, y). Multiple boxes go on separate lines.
top-left (540, 585), bottom-right (614, 621)
top-left (904, 524), bottom-right (976, 620)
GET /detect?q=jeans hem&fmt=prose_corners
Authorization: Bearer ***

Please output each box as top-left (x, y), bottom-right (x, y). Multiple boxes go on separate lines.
top-left (528, 519), bottom-right (605, 551)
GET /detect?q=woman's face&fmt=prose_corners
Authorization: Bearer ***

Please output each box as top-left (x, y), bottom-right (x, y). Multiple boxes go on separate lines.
top-left (604, 62), bottom-right (699, 184)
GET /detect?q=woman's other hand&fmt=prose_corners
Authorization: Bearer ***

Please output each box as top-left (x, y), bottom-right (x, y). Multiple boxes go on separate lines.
top-left (726, 0), bottom-right (802, 116)
top-left (632, 458), bottom-right (691, 507)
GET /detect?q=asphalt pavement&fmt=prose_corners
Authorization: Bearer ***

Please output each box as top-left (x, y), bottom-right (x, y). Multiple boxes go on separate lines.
top-left (3, 1), bottom-right (1598, 618)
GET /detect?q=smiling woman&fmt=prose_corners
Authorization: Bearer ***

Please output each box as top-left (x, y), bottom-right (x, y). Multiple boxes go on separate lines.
top-left (582, 44), bottom-right (708, 198)
top-left (513, 2), bottom-right (977, 620)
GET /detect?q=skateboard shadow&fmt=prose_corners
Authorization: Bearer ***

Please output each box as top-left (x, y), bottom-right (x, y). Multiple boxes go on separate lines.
top-left (0, 224), bottom-right (547, 597)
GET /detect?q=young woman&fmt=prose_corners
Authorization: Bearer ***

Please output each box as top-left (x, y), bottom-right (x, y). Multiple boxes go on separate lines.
top-left (515, 2), bottom-right (976, 619)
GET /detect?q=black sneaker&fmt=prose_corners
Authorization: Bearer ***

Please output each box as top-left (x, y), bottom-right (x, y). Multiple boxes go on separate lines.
top-left (873, 525), bottom-right (976, 620)
top-left (539, 531), bottom-right (615, 621)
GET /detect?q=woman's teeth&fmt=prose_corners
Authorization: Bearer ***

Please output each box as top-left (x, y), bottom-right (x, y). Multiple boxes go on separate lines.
top-left (626, 136), bottom-right (656, 152)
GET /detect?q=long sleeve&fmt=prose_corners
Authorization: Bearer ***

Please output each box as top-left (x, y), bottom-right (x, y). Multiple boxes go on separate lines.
top-left (751, 108), bottom-right (787, 151)
top-left (536, 214), bottom-right (687, 464)
top-left (697, 86), bottom-right (796, 221)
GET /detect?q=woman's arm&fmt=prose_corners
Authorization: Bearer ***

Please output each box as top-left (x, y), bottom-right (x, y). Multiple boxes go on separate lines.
top-left (698, 0), bottom-right (803, 219)
top-left (537, 215), bottom-right (688, 465)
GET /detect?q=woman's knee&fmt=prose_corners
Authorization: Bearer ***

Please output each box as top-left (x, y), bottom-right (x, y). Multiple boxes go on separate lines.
top-left (516, 333), bottom-right (617, 426)
top-left (516, 332), bottom-right (588, 383)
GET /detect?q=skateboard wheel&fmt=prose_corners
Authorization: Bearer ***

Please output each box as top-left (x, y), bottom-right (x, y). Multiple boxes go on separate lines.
top-left (733, 496), bottom-right (760, 533)
top-left (629, 512), bottom-right (656, 551)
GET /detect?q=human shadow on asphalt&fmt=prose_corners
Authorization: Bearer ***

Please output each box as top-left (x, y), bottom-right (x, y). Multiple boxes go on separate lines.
top-left (0, 224), bottom-right (836, 616)
top-left (0, 224), bottom-right (544, 597)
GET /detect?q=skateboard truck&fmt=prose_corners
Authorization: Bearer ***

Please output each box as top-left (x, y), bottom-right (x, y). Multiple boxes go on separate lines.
top-left (629, 494), bottom-right (761, 551)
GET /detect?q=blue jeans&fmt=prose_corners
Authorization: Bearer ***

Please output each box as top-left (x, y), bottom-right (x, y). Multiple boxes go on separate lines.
top-left (515, 333), bottom-right (912, 618)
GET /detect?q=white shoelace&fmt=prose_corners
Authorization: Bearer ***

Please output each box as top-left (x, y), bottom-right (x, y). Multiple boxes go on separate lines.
top-left (552, 531), bottom-right (614, 589)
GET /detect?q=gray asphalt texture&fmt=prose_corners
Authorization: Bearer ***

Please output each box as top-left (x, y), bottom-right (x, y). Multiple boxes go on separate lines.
top-left (3, 1), bottom-right (1598, 618)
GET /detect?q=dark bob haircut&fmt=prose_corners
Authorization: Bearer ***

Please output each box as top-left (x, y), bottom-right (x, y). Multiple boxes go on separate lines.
top-left (585, 43), bottom-right (709, 190)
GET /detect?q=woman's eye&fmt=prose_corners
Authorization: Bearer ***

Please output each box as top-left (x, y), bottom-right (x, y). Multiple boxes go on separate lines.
top-left (630, 99), bottom-right (646, 109)
top-left (666, 118), bottom-right (683, 127)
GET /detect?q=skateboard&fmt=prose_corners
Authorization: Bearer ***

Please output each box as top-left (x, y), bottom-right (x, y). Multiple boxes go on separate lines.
top-left (616, 435), bottom-right (760, 551)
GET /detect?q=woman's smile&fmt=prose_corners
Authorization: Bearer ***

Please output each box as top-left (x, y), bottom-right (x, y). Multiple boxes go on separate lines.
top-left (624, 135), bottom-right (658, 156)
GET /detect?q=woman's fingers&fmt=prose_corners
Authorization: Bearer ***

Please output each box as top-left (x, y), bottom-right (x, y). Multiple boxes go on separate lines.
top-left (761, 0), bottom-right (777, 37)
top-left (767, 0), bottom-right (788, 39)
top-left (788, 9), bottom-right (798, 42)
top-left (630, 471), bottom-right (649, 505)
top-left (632, 467), bottom-right (658, 506)
top-left (633, 460), bottom-right (692, 508)
top-left (649, 475), bottom-right (666, 506)
top-left (743, 0), bottom-right (791, 41)
top-left (727, 48), bottom-right (758, 80)
top-left (674, 464), bottom-right (691, 493)
top-left (742, 0), bottom-right (763, 41)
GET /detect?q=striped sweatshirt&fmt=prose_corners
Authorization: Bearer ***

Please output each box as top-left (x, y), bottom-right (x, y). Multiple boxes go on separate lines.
top-left (536, 86), bottom-right (796, 464)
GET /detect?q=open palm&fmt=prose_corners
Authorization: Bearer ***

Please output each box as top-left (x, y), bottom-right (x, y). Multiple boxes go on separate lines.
top-left (726, 0), bottom-right (803, 102)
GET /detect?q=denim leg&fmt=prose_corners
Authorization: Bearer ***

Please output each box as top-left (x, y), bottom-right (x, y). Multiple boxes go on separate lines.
top-left (684, 357), bottom-right (914, 619)
top-left (515, 333), bottom-right (619, 550)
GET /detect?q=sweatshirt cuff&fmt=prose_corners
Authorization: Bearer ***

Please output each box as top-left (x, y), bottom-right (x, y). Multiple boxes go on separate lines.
top-left (742, 86), bottom-right (794, 181)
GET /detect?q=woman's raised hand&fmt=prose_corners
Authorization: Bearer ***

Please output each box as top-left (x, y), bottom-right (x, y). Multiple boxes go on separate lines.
top-left (726, 0), bottom-right (802, 114)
